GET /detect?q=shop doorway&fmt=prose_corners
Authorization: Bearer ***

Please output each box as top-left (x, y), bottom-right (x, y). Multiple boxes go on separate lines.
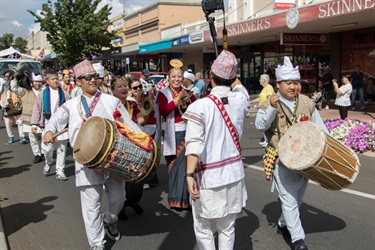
top-left (240, 54), bottom-right (262, 94)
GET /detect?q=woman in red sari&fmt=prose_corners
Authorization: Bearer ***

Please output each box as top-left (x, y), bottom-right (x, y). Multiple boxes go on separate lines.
top-left (155, 59), bottom-right (196, 210)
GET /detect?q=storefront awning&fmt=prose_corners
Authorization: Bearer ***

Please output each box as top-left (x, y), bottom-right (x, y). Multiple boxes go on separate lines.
top-left (139, 39), bottom-right (173, 54)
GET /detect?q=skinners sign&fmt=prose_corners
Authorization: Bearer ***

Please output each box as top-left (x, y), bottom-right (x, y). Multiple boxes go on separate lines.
top-left (275, 0), bottom-right (296, 10)
top-left (281, 33), bottom-right (329, 45)
top-left (204, 0), bottom-right (375, 41)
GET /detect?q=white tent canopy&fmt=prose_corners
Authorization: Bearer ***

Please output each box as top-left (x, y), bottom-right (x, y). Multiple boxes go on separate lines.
top-left (0, 46), bottom-right (34, 59)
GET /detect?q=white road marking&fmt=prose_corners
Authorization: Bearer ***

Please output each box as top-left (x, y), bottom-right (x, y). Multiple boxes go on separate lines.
top-left (244, 163), bottom-right (375, 200)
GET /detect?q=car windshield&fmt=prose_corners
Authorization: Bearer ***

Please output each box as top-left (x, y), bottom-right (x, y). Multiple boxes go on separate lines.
top-left (0, 61), bottom-right (42, 77)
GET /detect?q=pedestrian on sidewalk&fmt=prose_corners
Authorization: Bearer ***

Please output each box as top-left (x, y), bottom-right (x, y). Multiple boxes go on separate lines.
top-left (350, 65), bottom-right (366, 110)
top-left (42, 60), bottom-right (141, 250)
top-left (319, 66), bottom-right (334, 110)
top-left (333, 75), bottom-right (352, 120)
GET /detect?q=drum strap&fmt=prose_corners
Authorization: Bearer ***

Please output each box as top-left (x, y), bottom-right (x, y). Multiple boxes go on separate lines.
top-left (206, 94), bottom-right (241, 153)
top-left (81, 92), bottom-right (102, 119)
top-left (262, 95), bottom-right (298, 181)
top-left (278, 95), bottom-right (299, 130)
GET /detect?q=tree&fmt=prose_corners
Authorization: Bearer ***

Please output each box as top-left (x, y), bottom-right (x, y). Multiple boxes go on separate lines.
top-left (28, 0), bottom-right (117, 67)
top-left (0, 33), bottom-right (28, 53)
top-left (13, 37), bottom-right (28, 53)
top-left (0, 33), bottom-right (14, 50)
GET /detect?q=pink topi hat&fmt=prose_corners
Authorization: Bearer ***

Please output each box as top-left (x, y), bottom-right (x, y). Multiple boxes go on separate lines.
top-left (211, 50), bottom-right (238, 80)
top-left (73, 59), bottom-right (96, 78)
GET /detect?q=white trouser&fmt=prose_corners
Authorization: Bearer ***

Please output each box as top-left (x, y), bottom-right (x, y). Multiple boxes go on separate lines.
top-left (29, 132), bottom-right (42, 156)
top-left (273, 163), bottom-right (308, 243)
top-left (42, 140), bottom-right (67, 173)
top-left (4, 116), bottom-right (24, 138)
top-left (192, 206), bottom-right (237, 250)
top-left (79, 177), bottom-right (125, 247)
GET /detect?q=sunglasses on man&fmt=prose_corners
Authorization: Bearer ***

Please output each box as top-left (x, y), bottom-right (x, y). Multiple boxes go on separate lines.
top-left (79, 73), bottom-right (99, 81)
top-left (132, 85), bottom-right (143, 90)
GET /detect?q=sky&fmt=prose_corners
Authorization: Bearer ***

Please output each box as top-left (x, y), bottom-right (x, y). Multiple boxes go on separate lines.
top-left (0, 0), bottom-right (153, 40)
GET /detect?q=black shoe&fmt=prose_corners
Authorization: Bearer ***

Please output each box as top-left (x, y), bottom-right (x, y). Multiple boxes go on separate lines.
top-left (118, 211), bottom-right (128, 221)
top-left (131, 204), bottom-right (144, 215)
top-left (33, 155), bottom-right (42, 163)
top-left (40, 154), bottom-right (45, 161)
top-left (294, 239), bottom-right (308, 250)
top-left (277, 225), bottom-right (291, 239)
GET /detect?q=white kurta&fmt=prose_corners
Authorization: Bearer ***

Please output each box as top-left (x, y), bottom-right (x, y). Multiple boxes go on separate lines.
top-left (44, 91), bottom-right (140, 187)
top-left (184, 85), bottom-right (248, 250)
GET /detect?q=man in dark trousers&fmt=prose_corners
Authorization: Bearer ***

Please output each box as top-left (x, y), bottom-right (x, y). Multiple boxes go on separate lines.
top-left (350, 65), bottom-right (365, 110)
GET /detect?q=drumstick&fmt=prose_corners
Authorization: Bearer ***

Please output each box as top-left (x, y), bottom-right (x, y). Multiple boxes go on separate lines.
top-left (52, 128), bottom-right (68, 139)
top-left (275, 101), bottom-right (285, 118)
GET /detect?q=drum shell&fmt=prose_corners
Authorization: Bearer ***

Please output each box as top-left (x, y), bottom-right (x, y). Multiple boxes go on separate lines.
top-left (74, 116), bottom-right (160, 183)
top-left (278, 121), bottom-right (360, 190)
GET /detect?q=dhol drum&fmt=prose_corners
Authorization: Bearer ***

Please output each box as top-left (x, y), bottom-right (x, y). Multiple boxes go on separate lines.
top-left (74, 116), bottom-right (160, 183)
top-left (278, 121), bottom-right (360, 190)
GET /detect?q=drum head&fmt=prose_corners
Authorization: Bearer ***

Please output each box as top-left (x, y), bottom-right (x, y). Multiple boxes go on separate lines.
top-left (278, 121), bottom-right (326, 171)
top-left (74, 117), bottom-right (113, 166)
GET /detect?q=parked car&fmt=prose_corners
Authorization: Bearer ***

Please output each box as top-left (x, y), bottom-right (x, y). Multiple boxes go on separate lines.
top-left (0, 59), bottom-right (42, 77)
top-left (149, 74), bottom-right (167, 85)
top-left (128, 71), bottom-right (168, 81)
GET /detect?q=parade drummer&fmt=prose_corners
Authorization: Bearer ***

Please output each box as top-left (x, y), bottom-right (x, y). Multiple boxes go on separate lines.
top-left (255, 56), bottom-right (328, 250)
top-left (42, 59), bottom-right (140, 250)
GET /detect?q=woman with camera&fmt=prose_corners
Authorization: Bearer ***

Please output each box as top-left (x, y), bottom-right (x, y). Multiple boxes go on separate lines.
top-left (333, 75), bottom-right (353, 119)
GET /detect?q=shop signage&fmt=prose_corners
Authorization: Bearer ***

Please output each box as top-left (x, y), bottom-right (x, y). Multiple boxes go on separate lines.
top-left (189, 31), bottom-right (204, 44)
top-left (172, 35), bottom-right (190, 47)
top-left (281, 33), bottom-right (328, 45)
top-left (275, 0), bottom-right (296, 10)
top-left (204, 0), bottom-right (374, 41)
top-left (112, 19), bottom-right (123, 30)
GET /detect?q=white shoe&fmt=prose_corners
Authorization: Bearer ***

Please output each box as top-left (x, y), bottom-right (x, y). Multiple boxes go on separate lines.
top-left (43, 164), bottom-right (51, 175)
top-left (143, 183), bottom-right (150, 190)
top-left (259, 141), bottom-right (267, 147)
top-left (56, 172), bottom-right (68, 181)
top-left (325, 105), bottom-right (329, 110)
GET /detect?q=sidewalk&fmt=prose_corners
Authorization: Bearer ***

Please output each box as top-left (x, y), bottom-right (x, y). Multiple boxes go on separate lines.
top-left (318, 105), bottom-right (375, 122)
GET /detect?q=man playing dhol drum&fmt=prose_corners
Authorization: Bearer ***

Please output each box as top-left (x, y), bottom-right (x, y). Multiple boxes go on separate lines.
top-left (42, 60), bottom-right (140, 250)
top-left (255, 56), bottom-right (328, 250)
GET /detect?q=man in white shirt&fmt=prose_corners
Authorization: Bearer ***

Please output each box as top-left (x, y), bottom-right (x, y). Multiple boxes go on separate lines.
top-left (31, 72), bottom-right (70, 180)
top-left (42, 59), bottom-right (140, 250)
top-left (183, 50), bottom-right (248, 250)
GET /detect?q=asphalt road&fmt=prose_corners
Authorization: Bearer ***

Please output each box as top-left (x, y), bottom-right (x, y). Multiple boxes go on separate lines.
top-left (0, 117), bottom-right (374, 250)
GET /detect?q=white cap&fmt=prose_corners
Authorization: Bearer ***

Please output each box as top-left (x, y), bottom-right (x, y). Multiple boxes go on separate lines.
top-left (92, 63), bottom-right (105, 78)
top-left (183, 70), bottom-right (195, 83)
top-left (275, 56), bottom-right (300, 81)
top-left (32, 72), bottom-right (43, 82)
